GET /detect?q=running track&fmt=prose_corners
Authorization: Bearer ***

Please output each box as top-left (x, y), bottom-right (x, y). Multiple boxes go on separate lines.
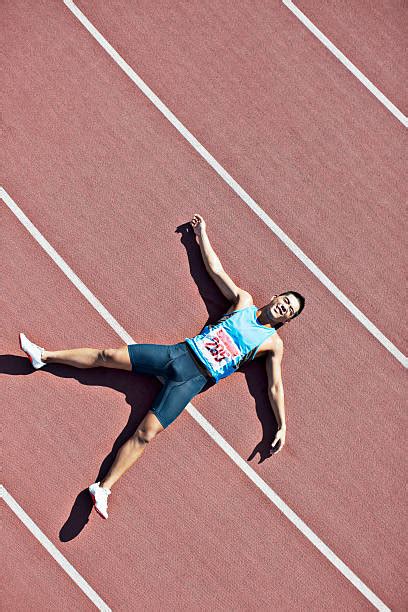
top-left (1, 1), bottom-right (407, 610)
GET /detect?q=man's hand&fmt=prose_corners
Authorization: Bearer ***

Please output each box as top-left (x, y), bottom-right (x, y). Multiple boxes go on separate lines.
top-left (191, 213), bottom-right (206, 236)
top-left (271, 427), bottom-right (286, 454)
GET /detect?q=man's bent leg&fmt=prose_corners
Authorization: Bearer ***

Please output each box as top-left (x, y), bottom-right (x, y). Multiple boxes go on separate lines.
top-left (100, 412), bottom-right (164, 490)
top-left (42, 346), bottom-right (132, 371)
top-left (98, 373), bottom-right (207, 490)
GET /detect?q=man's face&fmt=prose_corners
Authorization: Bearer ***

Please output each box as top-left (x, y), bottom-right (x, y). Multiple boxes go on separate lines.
top-left (268, 293), bottom-right (301, 324)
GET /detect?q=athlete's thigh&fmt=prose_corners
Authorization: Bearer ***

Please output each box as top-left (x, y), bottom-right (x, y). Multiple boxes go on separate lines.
top-left (150, 375), bottom-right (206, 429)
top-left (127, 343), bottom-right (173, 377)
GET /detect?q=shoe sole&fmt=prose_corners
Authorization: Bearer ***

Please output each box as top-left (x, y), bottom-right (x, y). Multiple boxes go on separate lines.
top-left (90, 492), bottom-right (108, 520)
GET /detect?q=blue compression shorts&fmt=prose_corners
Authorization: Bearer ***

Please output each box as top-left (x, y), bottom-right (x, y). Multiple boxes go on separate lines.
top-left (127, 342), bottom-right (211, 428)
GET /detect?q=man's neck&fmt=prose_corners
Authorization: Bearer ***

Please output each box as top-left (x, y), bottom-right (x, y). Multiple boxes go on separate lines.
top-left (256, 306), bottom-right (275, 327)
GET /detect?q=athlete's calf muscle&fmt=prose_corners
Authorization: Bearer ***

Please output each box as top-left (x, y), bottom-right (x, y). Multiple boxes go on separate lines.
top-left (41, 346), bottom-right (132, 370)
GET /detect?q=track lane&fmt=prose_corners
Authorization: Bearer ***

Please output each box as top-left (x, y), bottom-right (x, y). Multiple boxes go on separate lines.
top-left (3, 185), bottom-right (404, 608)
top-left (1, 502), bottom-right (96, 611)
top-left (2, 0), bottom-right (406, 607)
top-left (70, 0), bottom-right (407, 352)
top-left (1, 207), bottom-right (373, 610)
top-left (294, 0), bottom-right (408, 114)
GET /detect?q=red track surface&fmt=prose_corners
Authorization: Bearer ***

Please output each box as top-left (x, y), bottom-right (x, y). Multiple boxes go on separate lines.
top-left (2, 504), bottom-right (94, 610)
top-left (2, 1), bottom-right (407, 610)
top-left (296, 0), bottom-right (408, 113)
top-left (70, 0), bottom-right (408, 352)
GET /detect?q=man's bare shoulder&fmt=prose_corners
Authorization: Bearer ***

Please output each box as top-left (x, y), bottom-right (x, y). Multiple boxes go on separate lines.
top-left (257, 332), bottom-right (283, 357)
top-left (225, 290), bottom-right (253, 314)
top-left (270, 333), bottom-right (284, 355)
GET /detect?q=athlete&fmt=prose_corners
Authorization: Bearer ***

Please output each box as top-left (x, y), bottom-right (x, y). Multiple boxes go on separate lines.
top-left (19, 214), bottom-right (305, 519)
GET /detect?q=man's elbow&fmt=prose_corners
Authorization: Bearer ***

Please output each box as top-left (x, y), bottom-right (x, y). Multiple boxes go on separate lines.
top-left (207, 257), bottom-right (223, 273)
top-left (269, 383), bottom-right (283, 399)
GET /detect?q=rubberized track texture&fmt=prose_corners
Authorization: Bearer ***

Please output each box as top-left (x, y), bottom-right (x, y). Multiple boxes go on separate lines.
top-left (1, 1), bottom-right (406, 610)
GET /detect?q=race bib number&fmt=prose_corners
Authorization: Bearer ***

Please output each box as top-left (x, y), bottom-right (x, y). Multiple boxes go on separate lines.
top-left (196, 328), bottom-right (240, 371)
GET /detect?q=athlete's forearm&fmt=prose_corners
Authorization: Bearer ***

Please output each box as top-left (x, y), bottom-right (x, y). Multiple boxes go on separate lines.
top-left (198, 229), bottom-right (223, 273)
top-left (268, 385), bottom-right (286, 429)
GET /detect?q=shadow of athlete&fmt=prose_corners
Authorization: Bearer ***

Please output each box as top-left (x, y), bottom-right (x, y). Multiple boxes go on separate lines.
top-left (19, 214), bottom-right (305, 519)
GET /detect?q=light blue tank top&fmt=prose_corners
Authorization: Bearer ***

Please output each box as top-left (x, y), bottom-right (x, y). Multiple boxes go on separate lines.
top-left (185, 305), bottom-right (276, 382)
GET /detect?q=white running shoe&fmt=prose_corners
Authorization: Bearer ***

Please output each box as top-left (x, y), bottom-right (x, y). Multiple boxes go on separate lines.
top-left (89, 482), bottom-right (111, 519)
top-left (19, 333), bottom-right (46, 369)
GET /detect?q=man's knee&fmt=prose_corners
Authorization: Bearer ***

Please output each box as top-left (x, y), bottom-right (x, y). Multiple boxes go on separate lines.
top-left (134, 426), bottom-right (158, 445)
top-left (97, 347), bottom-right (132, 370)
top-left (99, 348), bottom-right (115, 363)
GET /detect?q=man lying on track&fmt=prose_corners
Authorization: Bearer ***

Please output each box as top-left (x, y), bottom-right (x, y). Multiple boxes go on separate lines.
top-left (19, 213), bottom-right (305, 519)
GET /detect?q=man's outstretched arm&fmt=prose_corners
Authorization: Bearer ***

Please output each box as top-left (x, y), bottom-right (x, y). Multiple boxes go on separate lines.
top-left (265, 341), bottom-right (286, 453)
top-left (191, 213), bottom-right (252, 305)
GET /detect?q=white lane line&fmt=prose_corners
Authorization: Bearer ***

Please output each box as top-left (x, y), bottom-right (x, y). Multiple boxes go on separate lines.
top-left (282, 0), bottom-right (407, 128)
top-left (63, 0), bottom-right (407, 368)
top-left (1, 187), bottom-right (391, 611)
top-left (2, 191), bottom-right (133, 345)
top-left (0, 485), bottom-right (111, 611)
